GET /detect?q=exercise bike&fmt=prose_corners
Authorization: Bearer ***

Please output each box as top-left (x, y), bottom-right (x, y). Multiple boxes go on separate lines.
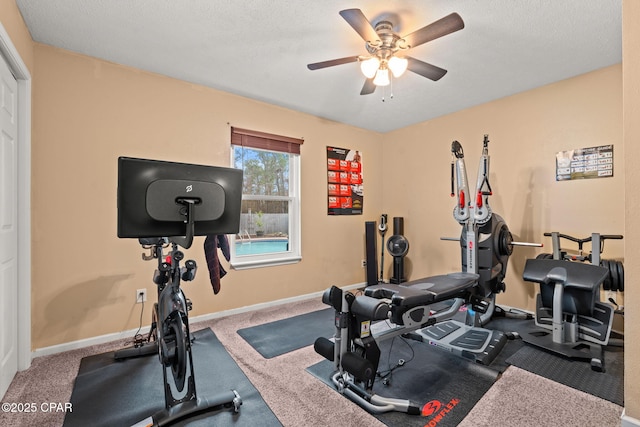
top-left (133, 236), bottom-right (242, 426)
top-left (116, 157), bottom-right (243, 426)
top-left (314, 136), bottom-right (538, 414)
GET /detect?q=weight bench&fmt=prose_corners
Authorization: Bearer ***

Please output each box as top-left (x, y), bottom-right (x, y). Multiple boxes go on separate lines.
top-left (522, 258), bottom-right (613, 371)
top-left (362, 271), bottom-right (505, 361)
top-left (363, 272), bottom-right (482, 324)
top-left (314, 272), bottom-right (508, 414)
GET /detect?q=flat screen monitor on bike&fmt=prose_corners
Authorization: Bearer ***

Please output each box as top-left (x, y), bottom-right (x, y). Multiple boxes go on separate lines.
top-left (117, 157), bottom-right (243, 245)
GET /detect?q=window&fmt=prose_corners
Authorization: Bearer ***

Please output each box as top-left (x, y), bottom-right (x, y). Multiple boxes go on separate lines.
top-left (230, 127), bottom-right (303, 269)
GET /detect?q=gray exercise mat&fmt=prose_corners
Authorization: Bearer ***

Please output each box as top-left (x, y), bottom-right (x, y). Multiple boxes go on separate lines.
top-left (64, 328), bottom-right (280, 426)
top-left (237, 308), bottom-right (334, 358)
top-left (485, 314), bottom-right (625, 406)
top-left (506, 343), bottom-right (624, 406)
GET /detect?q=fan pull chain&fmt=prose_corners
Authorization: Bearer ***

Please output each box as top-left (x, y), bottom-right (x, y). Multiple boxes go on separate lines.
top-left (381, 76), bottom-right (395, 102)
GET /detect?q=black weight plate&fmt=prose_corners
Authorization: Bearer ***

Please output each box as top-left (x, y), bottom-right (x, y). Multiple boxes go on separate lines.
top-left (609, 259), bottom-right (619, 292)
top-left (601, 260), bottom-right (612, 291)
top-left (616, 260), bottom-right (624, 292)
top-left (536, 253), bottom-right (551, 260)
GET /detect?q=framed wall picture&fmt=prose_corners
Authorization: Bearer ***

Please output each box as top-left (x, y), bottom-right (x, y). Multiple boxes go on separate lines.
top-left (327, 146), bottom-right (363, 215)
top-left (556, 144), bottom-right (613, 181)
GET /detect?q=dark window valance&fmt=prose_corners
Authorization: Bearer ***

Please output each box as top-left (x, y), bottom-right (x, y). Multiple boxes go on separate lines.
top-left (231, 127), bottom-right (303, 155)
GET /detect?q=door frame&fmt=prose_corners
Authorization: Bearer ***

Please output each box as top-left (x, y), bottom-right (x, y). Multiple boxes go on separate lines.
top-left (0, 22), bottom-right (32, 371)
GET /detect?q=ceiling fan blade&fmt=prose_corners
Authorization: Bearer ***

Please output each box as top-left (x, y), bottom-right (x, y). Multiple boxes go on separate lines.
top-left (339, 9), bottom-right (380, 44)
top-left (401, 12), bottom-right (464, 49)
top-left (360, 78), bottom-right (376, 95)
top-left (406, 57), bottom-right (448, 81)
top-left (307, 56), bottom-right (359, 70)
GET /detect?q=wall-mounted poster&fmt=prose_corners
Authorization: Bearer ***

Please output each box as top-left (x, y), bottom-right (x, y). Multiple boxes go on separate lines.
top-left (556, 144), bottom-right (613, 181)
top-left (327, 146), bottom-right (363, 215)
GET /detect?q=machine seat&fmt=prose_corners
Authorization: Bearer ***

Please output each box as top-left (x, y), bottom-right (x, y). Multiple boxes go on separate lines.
top-left (365, 272), bottom-right (479, 308)
top-left (523, 259), bottom-right (608, 291)
top-left (523, 259), bottom-right (609, 316)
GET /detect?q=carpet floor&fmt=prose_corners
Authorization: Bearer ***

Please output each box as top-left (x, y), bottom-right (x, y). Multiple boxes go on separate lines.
top-left (0, 297), bottom-right (625, 427)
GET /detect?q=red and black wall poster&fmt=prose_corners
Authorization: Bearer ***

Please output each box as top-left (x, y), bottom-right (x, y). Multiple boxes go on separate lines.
top-left (327, 146), bottom-right (363, 215)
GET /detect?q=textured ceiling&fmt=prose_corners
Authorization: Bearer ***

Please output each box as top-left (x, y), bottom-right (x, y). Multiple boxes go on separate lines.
top-left (16, 0), bottom-right (622, 133)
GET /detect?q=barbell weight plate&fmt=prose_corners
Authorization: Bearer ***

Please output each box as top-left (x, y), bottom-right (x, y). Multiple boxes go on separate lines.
top-left (616, 260), bottom-right (624, 292)
top-left (601, 259), bottom-right (612, 291)
top-left (609, 259), bottom-right (620, 292)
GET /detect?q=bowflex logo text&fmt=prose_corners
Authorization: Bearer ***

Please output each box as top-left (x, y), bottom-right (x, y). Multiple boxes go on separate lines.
top-left (421, 400), bottom-right (442, 416)
top-left (422, 398), bottom-right (461, 426)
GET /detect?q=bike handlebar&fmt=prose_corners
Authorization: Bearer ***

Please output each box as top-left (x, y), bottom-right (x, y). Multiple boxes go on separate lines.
top-left (543, 232), bottom-right (623, 243)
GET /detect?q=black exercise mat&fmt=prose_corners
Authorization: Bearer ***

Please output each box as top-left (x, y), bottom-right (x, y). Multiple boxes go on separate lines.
top-left (64, 328), bottom-right (280, 427)
top-left (506, 343), bottom-right (624, 406)
top-left (237, 308), bottom-right (334, 358)
top-left (307, 336), bottom-right (510, 427)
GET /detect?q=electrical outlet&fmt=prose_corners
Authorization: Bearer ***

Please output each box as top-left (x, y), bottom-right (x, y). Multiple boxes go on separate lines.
top-left (136, 288), bottom-right (147, 304)
top-left (361, 259), bottom-right (367, 267)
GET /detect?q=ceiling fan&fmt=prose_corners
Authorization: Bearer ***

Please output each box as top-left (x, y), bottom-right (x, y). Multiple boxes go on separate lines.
top-left (307, 9), bottom-right (464, 95)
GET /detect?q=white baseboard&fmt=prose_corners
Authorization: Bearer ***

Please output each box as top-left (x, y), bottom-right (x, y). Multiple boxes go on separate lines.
top-left (622, 409), bottom-right (640, 427)
top-left (30, 282), bottom-right (365, 361)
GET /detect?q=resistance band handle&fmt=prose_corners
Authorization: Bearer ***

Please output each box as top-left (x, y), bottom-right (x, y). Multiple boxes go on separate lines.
top-left (450, 162), bottom-right (455, 197)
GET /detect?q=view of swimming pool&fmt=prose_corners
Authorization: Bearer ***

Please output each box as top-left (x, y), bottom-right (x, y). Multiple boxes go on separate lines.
top-left (235, 239), bottom-right (289, 256)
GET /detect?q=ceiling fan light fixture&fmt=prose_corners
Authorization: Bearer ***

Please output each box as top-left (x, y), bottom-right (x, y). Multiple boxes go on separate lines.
top-left (360, 57), bottom-right (380, 78)
top-left (388, 56), bottom-right (408, 77)
top-left (373, 68), bottom-right (390, 86)
top-left (307, 9), bottom-right (465, 96)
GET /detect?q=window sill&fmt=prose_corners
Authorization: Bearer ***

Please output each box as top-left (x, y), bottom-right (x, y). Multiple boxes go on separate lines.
top-left (230, 255), bottom-right (302, 270)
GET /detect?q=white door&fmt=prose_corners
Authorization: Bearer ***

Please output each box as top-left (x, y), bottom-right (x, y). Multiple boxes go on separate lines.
top-left (0, 51), bottom-right (18, 399)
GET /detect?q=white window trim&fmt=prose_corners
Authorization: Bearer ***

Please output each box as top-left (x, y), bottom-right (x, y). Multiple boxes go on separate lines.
top-left (229, 149), bottom-right (301, 270)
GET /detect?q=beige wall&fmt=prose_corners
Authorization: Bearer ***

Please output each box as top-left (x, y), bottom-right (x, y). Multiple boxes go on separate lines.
top-left (0, 0), bottom-right (33, 72)
top-left (382, 65), bottom-right (624, 314)
top-left (30, 45), bottom-right (384, 348)
top-left (623, 0), bottom-right (640, 420)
